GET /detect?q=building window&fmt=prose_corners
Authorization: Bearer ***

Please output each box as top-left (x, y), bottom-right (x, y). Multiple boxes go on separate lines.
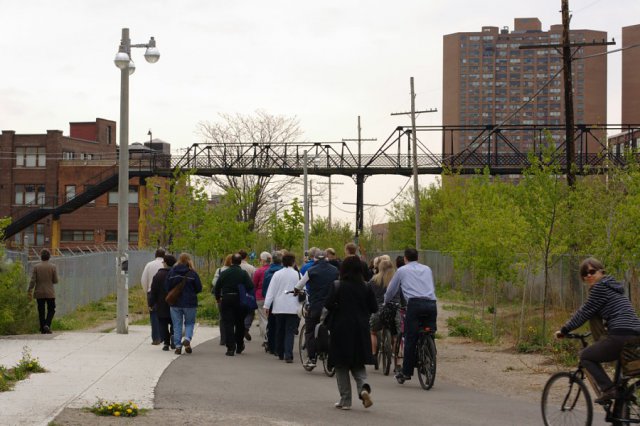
top-left (85, 185), bottom-right (96, 204)
top-left (62, 152), bottom-right (75, 160)
top-left (65, 185), bottom-right (76, 202)
top-left (15, 184), bottom-right (46, 205)
top-left (14, 224), bottom-right (45, 246)
top-left (108, 186), bottom-right (138, 205)
top-left (129, 232), bottom-right (138, 243)
top-left (61, 230), bottom-right (95, 241)
top-left (105, 230), bottom-right (117, 242)
top-left (16, 147), bottom-right (46, 167)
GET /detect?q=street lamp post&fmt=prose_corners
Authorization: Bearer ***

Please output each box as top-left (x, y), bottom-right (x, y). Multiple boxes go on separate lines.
top-left (303, 150), bottom-right (309, 257)
top-left (113, 28), bottom-right (160, 334)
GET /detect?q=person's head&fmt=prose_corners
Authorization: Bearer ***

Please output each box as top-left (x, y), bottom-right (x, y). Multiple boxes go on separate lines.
top-left (163, 254), bottom-right (177, 268)
top-left (271, 251), bottom-right (283, 265)
top-left (315, 249), bottom-right (326, 260)
top-left (580, 257), bottom-right (605, 288)
top-left (326, 247), bottom-right (336, 259)
top-left (177, 252), bottom-right (195, 270)
top-left (282, 253), bottom-right (296, 267)
top-left (260, 251), bottom-right (272, 266)
top-left (340, 255), bottom-right (364, 283)
top-left (372, 256), bottom-right (380, 271)
top-left (223, 254), bottom-right (233, 267)
top-left (344, 242), bottom-right (358, 256)
top-left (238, 249), bottom-right (248, 261)
top-left (308, 247), bottom-right (319, 261)
top-left (373, 259), bottom-right (395, 288)
top-left (404, 248), bottom-right (419, 263)
top-left (379, 254), bottom-right (391, 264)
top-left (231, 253), bottom-right (243, 266)
top-left (40, 249), bottom-right (51, 261)
top-left (395, 255), bottom-right (405, 269)
top-left (154, 248), bottom-right (166, 259)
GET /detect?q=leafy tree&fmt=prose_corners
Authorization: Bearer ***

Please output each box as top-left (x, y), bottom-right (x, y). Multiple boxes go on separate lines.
top-left (272, 198), bottom-right (304, 252)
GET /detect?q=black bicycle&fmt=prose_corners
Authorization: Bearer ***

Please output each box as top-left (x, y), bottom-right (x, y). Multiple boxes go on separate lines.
top-left (541, 332), bottom-right (640, 426)
top-left (375, 326), bottom-right (393, 376)
top-left (394, 307), bottom-right (437, 390)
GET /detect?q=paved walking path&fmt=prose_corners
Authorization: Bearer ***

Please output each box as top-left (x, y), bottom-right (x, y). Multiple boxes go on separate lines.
top-left (0, 324), bottom-right (217, 426)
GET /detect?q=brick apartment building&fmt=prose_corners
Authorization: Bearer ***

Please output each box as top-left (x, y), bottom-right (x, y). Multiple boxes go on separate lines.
top-left (0, 118), bottom-right (155, 250)
top-left (443, 18), bottom-right (607, 156)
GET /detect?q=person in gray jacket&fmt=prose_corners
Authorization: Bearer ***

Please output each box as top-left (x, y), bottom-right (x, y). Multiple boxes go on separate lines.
top-left (28, 249), bottom-right (58, 334)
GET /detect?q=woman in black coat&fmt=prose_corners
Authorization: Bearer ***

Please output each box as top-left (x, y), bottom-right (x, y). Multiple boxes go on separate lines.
top-left (325, 255), bottom-right (378, 410)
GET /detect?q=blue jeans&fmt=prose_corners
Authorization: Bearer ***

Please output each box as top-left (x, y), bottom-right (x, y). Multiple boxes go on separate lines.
top-left (403, 298), bottom-right (437, 377)
top-left (275, 314), bottom-right (300, 360)
top-left (170, 306), bottom-right (197, 348)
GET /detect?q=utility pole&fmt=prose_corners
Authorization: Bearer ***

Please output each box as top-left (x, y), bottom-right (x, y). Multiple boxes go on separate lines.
top-left (342, 116), bottom-right (376, 244)
top-left (390, 78), bottom-right (437, 250)
top-left (519, 0), bottom-right (613, 187)
top-left (310, 179), bottom-right (314, 228)
top-left (318, 177), bottom-right (344, 229)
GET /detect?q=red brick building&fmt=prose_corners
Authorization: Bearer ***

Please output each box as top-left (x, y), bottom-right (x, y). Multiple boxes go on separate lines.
top-left (0, 118), bottom-right (149, 250)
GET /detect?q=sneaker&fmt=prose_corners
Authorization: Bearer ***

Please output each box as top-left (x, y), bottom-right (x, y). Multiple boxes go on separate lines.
top-left (360, 390), bottom-right (373, 408)
top-left (175, 347), bottom-right (182, 355)
top-left (43, 325), bottom-right (52, 334)
top-left (595, 387), bottom-right (619, 404)
top-left (225, 350), bottom-right (235, 356)
top-left (395, 372), bottom-right (411, 384)
top-left (183, 339), bottom-right (192, 354)
top-left (162, 345), bottom-right (169, 351)
top-left (305, 358), bottom-right (317, 368)
top-left (244, 330), bottom-right (252, 341)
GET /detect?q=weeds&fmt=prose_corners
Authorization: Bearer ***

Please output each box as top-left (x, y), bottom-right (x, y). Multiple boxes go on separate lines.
top-left (0, 346), bottom-right (46, 392)
top-left (447, 314), bottom-right (496, 344)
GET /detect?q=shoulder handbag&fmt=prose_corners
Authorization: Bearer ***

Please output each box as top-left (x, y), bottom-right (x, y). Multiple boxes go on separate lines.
top-left (165, 275), bottom-right (187, 305)
top-left (238, 284), bottom-right (258, 310)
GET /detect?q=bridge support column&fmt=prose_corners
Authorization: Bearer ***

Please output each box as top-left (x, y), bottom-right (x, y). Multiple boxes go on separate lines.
top-left (138, 184), bottom-right (147, 249)
top-left (51, 217), bottom-right (60, 251)
top-left (355, 174), bottom-right (364, 246)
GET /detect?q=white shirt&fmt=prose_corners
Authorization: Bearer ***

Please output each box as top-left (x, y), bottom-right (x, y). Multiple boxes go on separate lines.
top-left (241, 261), bottom-right (257, 280)
top-left (141, 257), bottom-right (164, 293)
top-left (264, 267), bottom-right (301, 314)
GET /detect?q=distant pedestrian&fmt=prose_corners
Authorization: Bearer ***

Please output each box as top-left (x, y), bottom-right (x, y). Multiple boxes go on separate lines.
top-left (141, 248), bottom-right (165, 345)
top-left (344, 242), bottom-right (372, 281)
top-left (326, 255), bottom-right (378, 410)
top-left (212, 254), bottom-right (233, 346)
top-left (239, 249), bottom-right (257, 342)
top-left (28, 249), bottom-right (58, 334)
top-left (326, 247), bottom-right (341, 269)
top-left (262, 251), bottom-right (284, 354)
top-left (253, 251), bottom-right (272, 344)
top-left (166, 253), bottom-right (203, 355)
top-left (264, 253), bottom-right (301, 363)
top-left (215, 253), bottom-right (254, 356)
top-left (149, 254), bottom-right (177, 351)
top-left (368, 259), bottom-right (398, 356)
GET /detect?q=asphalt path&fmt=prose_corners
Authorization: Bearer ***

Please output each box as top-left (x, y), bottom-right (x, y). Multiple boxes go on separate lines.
top-left (153, 332), bottom-right (557, 426)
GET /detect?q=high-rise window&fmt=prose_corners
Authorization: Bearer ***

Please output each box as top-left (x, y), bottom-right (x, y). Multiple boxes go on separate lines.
top-left (16, 147), bottom-right (46, 167)
top-left (15, 184), bottom-right (46, 205)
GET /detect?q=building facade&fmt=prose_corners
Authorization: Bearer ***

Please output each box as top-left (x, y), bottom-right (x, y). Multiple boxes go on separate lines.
top-left (443, 18), bottom-right (607, 157)
top-left (0, 119), bottom-right (153, 250)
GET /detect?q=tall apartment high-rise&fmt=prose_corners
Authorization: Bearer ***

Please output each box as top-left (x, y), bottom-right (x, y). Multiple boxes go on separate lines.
top-left (443, 18), bottom-right (607, 157)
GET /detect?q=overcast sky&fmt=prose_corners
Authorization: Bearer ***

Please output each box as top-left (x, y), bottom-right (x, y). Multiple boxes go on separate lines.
top-left (1, 0), bottom-right (638, 226)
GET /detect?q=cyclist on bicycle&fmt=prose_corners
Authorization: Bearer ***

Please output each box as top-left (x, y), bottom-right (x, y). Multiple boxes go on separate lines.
top-left (555, 257), bottom-right (640, 403)
top-left (383, 248), bottom-right (437, 384)
top-left (295, 249), bottom-right (338, 368)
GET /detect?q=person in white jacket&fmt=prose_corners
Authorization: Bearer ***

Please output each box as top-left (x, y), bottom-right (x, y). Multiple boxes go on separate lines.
top-left (264, 253), bottom-right (301, 362)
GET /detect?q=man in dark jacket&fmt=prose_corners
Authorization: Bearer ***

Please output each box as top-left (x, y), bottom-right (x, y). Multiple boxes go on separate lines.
top-left (149, 254), bottom-right (177, 351)
top-left (295, 249), bottom-right (338, 367)
top-left (28, 249), bottom-right (58, 334)
top-left (215, 253), bottom-right (254, 356)
top-left (262, 251), bottom-right (283, 354)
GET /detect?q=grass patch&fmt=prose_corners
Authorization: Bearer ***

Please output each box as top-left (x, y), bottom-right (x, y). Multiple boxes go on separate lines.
top-left (0, 346), bottom-right (46, 392)
top-left (447, 314), bottom-right (495, 344)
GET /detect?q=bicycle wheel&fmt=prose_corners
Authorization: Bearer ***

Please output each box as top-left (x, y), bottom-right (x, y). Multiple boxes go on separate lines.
top-left (381, 328), bottom-right (392, 376)
top-left (298, 324), bottom-right (314, 372)
top-left (541, 371), bottom-right (593, 426)
top-left (612, 380), bottom-right (640, 425)
top-left (393, 332), bottom-right (404, 374)
top-left (417, 334), bottom-right (436, 390)
top-left (322, 352), bottom-right (336, 377)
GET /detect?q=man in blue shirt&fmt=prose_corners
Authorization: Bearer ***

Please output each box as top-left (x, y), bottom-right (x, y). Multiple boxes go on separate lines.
top-left (300, 247), bottom-right (319, 275)
top-left (384, 248), bottom-right (437, 384)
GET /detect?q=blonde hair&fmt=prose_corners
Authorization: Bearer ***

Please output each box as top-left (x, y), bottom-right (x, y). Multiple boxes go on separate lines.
top-left (372, 259), bottom-right (395, 288)
top-left (223, 254), bottom-right (233, 267)
top-left (178, 252), bottom-right (195, 270)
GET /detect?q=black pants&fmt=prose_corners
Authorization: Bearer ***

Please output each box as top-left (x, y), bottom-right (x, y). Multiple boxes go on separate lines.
top-left (220, 294), bottom-right (248, 352)
top-left (304, 303), bottom-right (323, 360)
top-left (403, 298), bottom-right (437, 377)
top-left (37, 298), bottom-right (56, 332)
top-left (267, 312), bottom-right (277, 353)
top-left (581, 334), bottom-right (637, 391)
top-left (158, 316), bottom-right (174, 346)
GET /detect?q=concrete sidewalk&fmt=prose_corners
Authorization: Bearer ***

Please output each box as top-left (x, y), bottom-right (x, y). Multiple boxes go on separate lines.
top-left (0, 324), bottom-right (218, 426)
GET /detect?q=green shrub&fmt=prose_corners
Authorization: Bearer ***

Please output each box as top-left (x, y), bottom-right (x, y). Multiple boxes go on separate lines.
top-left (0, 256), bottom-right (38, 335)
top-left (447, 314), bottom-right (495, 344)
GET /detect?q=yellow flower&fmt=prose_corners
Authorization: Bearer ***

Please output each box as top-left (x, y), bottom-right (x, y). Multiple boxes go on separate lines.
top-left (28, 364), bottom-right (33, 368)
top-left (133, 404), bottom-right (138, 409)
top-left (127, 409), bottom-right (132, 414)
top-left (108, 406), bottom-right (113, 410)
top-left (114, 411), bottom-right (121, 417)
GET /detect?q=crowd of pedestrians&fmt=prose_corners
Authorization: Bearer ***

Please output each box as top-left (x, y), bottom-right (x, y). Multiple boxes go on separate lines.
top-left (138, 244), bottom-right (438, 412)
